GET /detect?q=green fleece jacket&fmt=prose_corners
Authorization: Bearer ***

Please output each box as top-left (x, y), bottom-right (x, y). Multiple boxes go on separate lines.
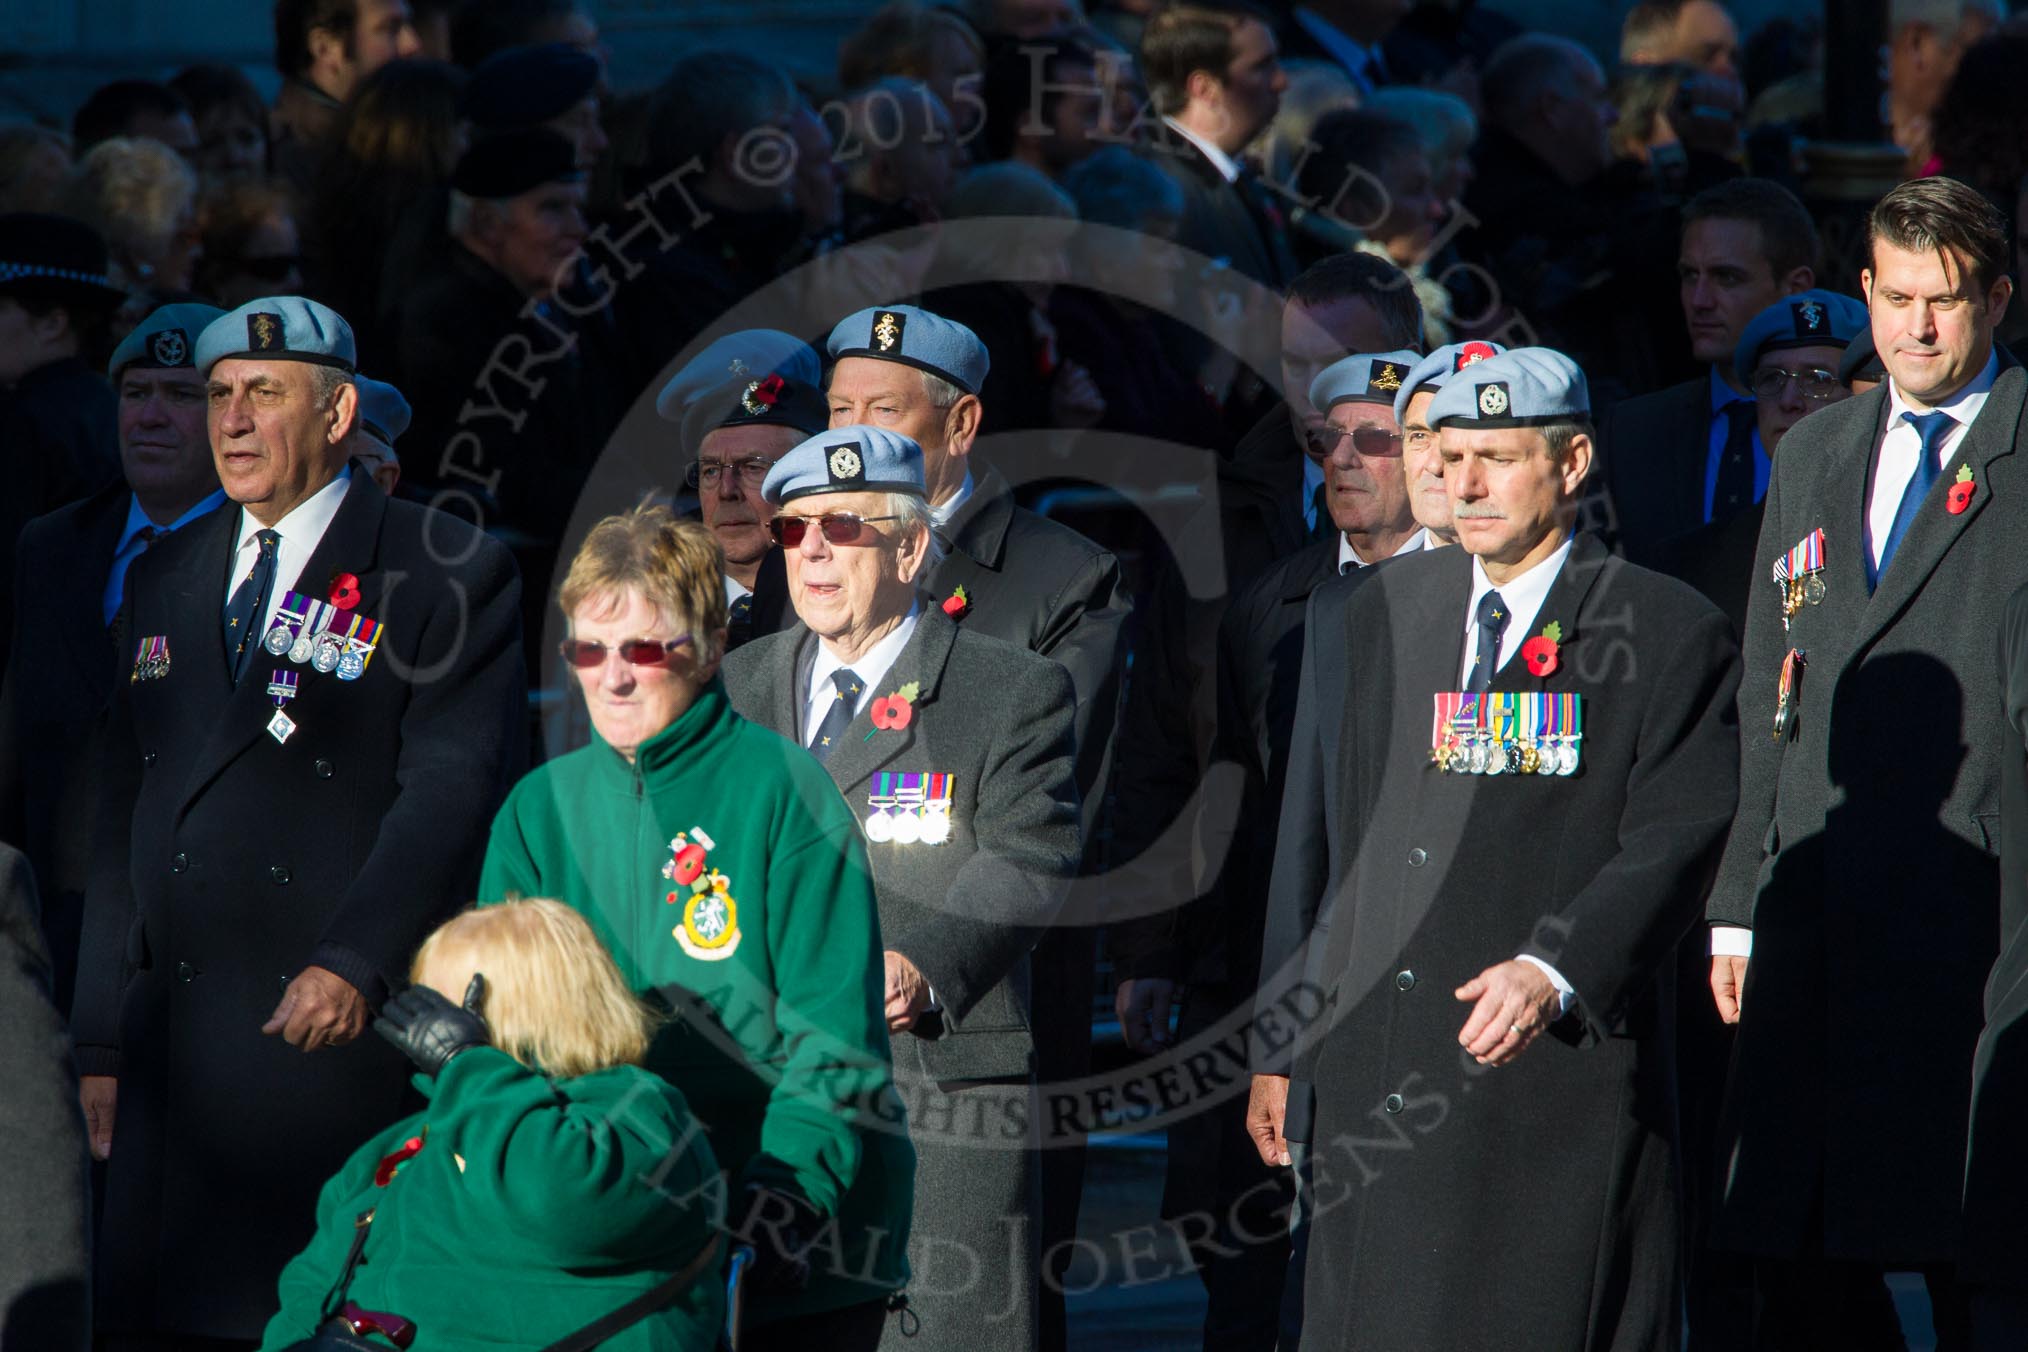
top-left (259, 1048), bottom-right (724, 1351)
top-left (478, 681), bottom-right (914, 1318)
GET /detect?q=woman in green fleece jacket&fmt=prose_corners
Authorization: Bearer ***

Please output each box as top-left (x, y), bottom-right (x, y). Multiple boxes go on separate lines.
top-left (260, 899), bottom-right (724, 1351)
top-left (478, 507), bottom-right (914, 1347)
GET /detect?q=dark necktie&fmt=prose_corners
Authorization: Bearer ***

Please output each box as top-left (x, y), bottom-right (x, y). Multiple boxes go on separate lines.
top-left (1467, 589), bottom-right (1508, 694)
top-left (809, 666), bottom-right (863, 762)
top-left (1712, 400), bottom-right (1759, 521)
top-left (726, 592), bottom-right (754, 648)
top-left (222, 528), bottom-right (280, 681)
top-left (1309, 482), bottom-right (1334, 544)
top-left (1872, 410), bottom-right (1955, 587)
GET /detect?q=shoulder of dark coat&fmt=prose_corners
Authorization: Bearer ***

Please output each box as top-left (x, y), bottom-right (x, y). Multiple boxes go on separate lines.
top-left (1601, 376), bottom-right (1707, 434)
top-left (1002, 503), bottom-right (1116, 573)
top-left (944, 623), bottom-right (1075, 700)
top-left (1590, 551), bottom-right (1733, 637)
top-left (379, 495), bottom-right (515, 581)
top-left (719, 628), bottom-right (795, 695)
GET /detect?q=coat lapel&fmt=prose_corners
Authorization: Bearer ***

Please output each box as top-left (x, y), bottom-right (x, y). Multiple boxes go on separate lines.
top-left (1489, 533), bottom-right (1611, 699)
top-left (62, 484), bottom-right (132, 697)
top-left (818, 605), bottom-right (958, 796)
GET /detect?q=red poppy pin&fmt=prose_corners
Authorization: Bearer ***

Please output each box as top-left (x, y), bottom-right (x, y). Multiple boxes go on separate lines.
top-left (1947, 464), bottom-right (1975, 515)
top-left (869, 681), bottom-right (921, 733)
top-left (942, 585), bottom-right (970, 619)
top-left (1521, 620), bottom-right (1563, 678)
top-left (374, 1132), bottom-right (426, 1187)
top-left (328, 570), bottom-right (362, 610)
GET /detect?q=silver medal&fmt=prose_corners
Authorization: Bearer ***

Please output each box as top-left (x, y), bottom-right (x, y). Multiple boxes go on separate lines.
top-left (864, 808), bottom-right (894, 844)
top-left (310, 634), bottom-right (342, 673)
top-left (919, 807), bottom-right (951, 844)
top-left (336, 650), bottom-right (365, 681)
top-left (891, 810), bottom-right (922, 845)
top-left (1556, 740), bottom-right (1580, 775)
top-left (1485, 743), bottom-right (1506, 776)
top-left (288, 634), bottom-right (314, 664)
top-left (266, 709), bottom-right (297, 745)
top-left (1804, 574), bottom-right (1825, 605)
top-left (263, 623), bottom-right (293, 656)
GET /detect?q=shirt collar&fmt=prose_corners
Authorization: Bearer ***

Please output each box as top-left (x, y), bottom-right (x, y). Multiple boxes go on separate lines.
top-left (122, 488), bottom-right (226, 552)
top-left (812, 600), bottom-right (922, 703)
top-left (1339, 527), bottom-right (1428, 572)
top-left (1465, 534), bottom-right (1575, 636)
top-left (724, 572), bottom-right (752, 604)
top-left (1708, 363), bottom-right (1750, 414)
top-left (1162, 116), bottom-right (1242, 183)
top-left (235, 467), bottom-right (352, 553)
top-left (1886, 349), bottom-right (2000, 429)
top-left (930, 470), bottom-right (975, 531)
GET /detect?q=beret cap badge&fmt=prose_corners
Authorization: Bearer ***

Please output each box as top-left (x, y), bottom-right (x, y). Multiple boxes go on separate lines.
top-left (1371, 362), bottom-right (1403, 392)
top-left (872, 311), bottom-right (903, 352)
top-left (249, 313), bottom-right (281, 351)
top-left (1478, 383), bottom-right (1511, 417)
top-left (1796, 298), bottom-right (1826, 333)
top-left (149, 328), bottom-right (187, 367)
top-left (828, 444), bottom-right (865, 481)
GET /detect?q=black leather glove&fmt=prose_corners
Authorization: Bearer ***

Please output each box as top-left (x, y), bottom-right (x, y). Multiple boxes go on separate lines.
top-left (733, 1184), bottom-right (825, 1296)
top-left (373, 973), bottom-right (489, 1076)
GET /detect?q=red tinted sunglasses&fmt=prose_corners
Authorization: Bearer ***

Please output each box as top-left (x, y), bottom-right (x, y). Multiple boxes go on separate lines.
top-left (768, 513), bottom-right (903, 548)
top-left (558, 635), bottom-right (692, 668)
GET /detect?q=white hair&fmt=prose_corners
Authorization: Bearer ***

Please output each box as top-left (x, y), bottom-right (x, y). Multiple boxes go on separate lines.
top-left (920, 370), bottom-right (966, 409)
top-left (885, 491), bottom-right (945, 571)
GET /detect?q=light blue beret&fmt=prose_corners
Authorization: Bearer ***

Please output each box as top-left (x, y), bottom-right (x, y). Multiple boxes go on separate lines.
top-left (826, 304), bottom-right (990, 395)
top-left (656, 330), bottom-right (829, 451)
top-left (108, 302), bottom-right (226, 377)
top-left (354, 376), bottom-right (410, 447)
top-left (1309, 350), bottom-right (1423, 414)
top-left (1391, 339), bottom-right (1508, 424)
top-left (763, 424), bottom-right (925, 506)
top-left (1732, 289), bottom-right (1869, 389)
top-left (1427, 347), bottom-right (1590, 429)
top-left (195, 295), bottom-right (356, 374)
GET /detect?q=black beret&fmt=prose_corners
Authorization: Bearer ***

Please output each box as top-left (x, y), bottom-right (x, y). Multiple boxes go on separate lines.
top-left (460, 43), bottom-right (601, 130)
top-left (452, 127), bottom-right (583, 199)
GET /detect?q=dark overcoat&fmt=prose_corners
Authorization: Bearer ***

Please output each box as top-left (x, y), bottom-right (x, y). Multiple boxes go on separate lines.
top-left (1273, 532), bottom-right (1740, 1351)
top-left (71, 475), bottom-right (526, 1339)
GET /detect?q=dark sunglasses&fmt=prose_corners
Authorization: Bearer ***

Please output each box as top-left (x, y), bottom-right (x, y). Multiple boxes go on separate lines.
top-left (768, 513), bottom-right (903, 548)
top-left (1304, 425), bottom-right (1404, 459)
top-left (558, 635), bottom-right (692, 668)
top-left (233, 254), bottom-right (303, 282)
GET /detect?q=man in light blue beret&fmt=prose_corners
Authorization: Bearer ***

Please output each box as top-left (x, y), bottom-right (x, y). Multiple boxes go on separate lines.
top-left (347, 375), bottom-right (410, 495)
top-left (1732, 288), bottom-right (1867, 456)
top-left (1307, 349), bottom-right (1427, 570)
top-left (657, 331), bottom-right (829, 650)
top-left (1263, 343), bottom-right (1741, 1350)
top-left (1392, 340), bottom-right (1507, 549)
top-left (722, 421), bottom-right (1080, 1352)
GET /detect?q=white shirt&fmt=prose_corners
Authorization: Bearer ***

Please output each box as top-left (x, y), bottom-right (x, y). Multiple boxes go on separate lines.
top-left (724, 573), bottom-right (752, 606)
top-left (223, 468), bottom-right (353, 636)
top-left (1337, 528), bottom-right (1427, 574)
top-left (1161, 115), bottom-right (1241, 183)
top-left (1458, 535), bottom-right (1574, 686)
top-left (804, 603), bottom-right (921, 747)
top-left (930, 470), bottom-right (975, 535)
top-left (104, 489), bottom-right (226, 624)
top-left (1867, 352), bottom-right (1997, 570)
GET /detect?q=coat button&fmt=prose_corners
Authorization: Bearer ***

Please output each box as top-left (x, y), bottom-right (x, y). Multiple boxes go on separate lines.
top-left (270, 866), bottom-right (291, 885)
top-left (142, 751), bottom-right (158, 768)
top-left (314, 759), bottom-right (334, 779)
top-left (1383, 1093), bottom-right (1405, 1114)
top-left (1407, 848), bottom-right (1427, 867)
top-left (177, 962), bottom-right (195, 983)
top-left (170, 852), bottom-right (188, 873)
top-left (1396, 970), bottom-right (1416, 991)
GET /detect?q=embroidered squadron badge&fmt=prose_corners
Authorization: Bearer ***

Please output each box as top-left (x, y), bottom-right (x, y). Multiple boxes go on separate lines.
top-left (663, 829), bottom-right (741, 960)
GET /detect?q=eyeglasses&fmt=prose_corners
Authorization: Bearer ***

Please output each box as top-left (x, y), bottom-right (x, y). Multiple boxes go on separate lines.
top-left (685, 456), bottom-right (775, 490)
top-left (1750, 366), bottom-right (1844, 401)
top-left (1304, 425), bottom-right (1404, 459)
top-left (768, 513), bottom-right (903, 548)
top-left (558, 635), bottom-right (693, 668)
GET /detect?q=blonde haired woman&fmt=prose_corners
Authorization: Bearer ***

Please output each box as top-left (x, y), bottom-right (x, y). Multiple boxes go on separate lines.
top-left (260, 900), bottom-right (724, 1351)
top-left (479, 507), bottom-right (912, 1350)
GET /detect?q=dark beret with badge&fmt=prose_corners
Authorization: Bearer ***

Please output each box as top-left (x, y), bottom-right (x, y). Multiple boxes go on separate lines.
top-left (762, 424), bottom-right (926, 506)
top-left (452, 127), bottom-right (583, 200)
top-left (354, 376), bottom-right (411, 448)
top-left (1392, 340), bottom-right (1508, 423)
top-left (1307, 349), bottom-right (1423, 414)
top-left (0, 211), bottom-right (127, 313)
top-left (1427, 346), bottom-right (1590, 430)
top-left (825, 304), bottom-right (990, 395)
top-left (107, 302), bottom-right (226, 378)
top-left (194, 295), bottom-right (357, 374)
top-left (1838, 327), bottom-right (1886, 388)
top-left (460, 42), bottom-right (600, 131)
top-left (656, 329), bottom-right (829, 453)
top-left (1732, 289), bottom-right (1869, 389)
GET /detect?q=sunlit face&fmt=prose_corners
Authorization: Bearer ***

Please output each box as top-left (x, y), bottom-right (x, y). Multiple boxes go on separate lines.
top-left (1401, 387), bottom-right (1450, 535)
top-left (697, 423), bottom-right (800, 568)
top-left (1442, 425), bottom-right (1590, 570)
top-left (1751, 342), bottom-right (1850, 453)
top-left (1312, 398), bottom-right (1411, 540)
top-left (1680, 217), bottom-right (1786, 366)
top-left (1863, 237), bottom-right (2012, 409)
top-left (206, 358), bottom-right (352, 524)
top-left (827, 357), bottom-right (964, 497)
top-left (118, 366), bottom-right (215, 509)
top-left (568, 585), bottom-right (716, 761)
top-left (1280, 295), bottom-right (1396, 430)
top-left (779, 489), bottom-right (928, 647)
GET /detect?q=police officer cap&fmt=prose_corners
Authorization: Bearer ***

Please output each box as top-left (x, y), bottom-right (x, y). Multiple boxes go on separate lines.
top-left (108, 302), bottom-right (226, 378)
top-left (656, 330), bottom-right (830, 451)
top-left (0, 212), bottom-right (125, 310)
top-left (1733, 290), bottom-right (1869, 389)
top-left (195, 295), bottom-right (357, 374)
top-left (826, 304), bottom-right (990, 395)
top-left (354, 376), bottom-right (411, 447)
top-left (461, 43), bottom-right (600, 130)
top-left (763, 424), bottom-right (926, 506)
top-left (1838, 327), bottom-right (1886, 387)
top-left (1391, 340), bottom-right (1508, 424)
top-left (1308, 350), bottom-right (1423, 415)
top-left (1427, 347), bottom-right (1590, 429)
top-left (452, 127), bottom-right (583, 199)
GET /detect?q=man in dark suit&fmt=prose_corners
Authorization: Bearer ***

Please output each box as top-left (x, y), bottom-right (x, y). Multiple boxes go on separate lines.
top-left (1259, 347), bottom-right (1740, 1350)
top-left (1600, 178), bottom-right (1818, 562)
top-left (722, 425), bottom-right (1081, 1352)
top-left (72, 296), bottom-right (526, 1348)
top-left (0, 843), bottom-right (90, 1352)
top-left (0, 303), bottom-right (224, 1016)
top-left (1707, 176), bottom-right (2025, 1350)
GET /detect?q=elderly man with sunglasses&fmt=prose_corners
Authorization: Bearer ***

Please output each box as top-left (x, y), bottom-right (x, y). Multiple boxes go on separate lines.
top-left (723, 423), bottom-right (1081, 1352)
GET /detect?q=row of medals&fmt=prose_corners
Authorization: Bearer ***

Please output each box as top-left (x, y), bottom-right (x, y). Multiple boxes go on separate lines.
top-left (1782, 571), bottom-right (1826, 619)
top-left (866, 805), bottom-right (951, 845)
top-left (262, 620), bottom-right (368, 680)
top-left (1436, 734), bottom-right (1581, 776)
